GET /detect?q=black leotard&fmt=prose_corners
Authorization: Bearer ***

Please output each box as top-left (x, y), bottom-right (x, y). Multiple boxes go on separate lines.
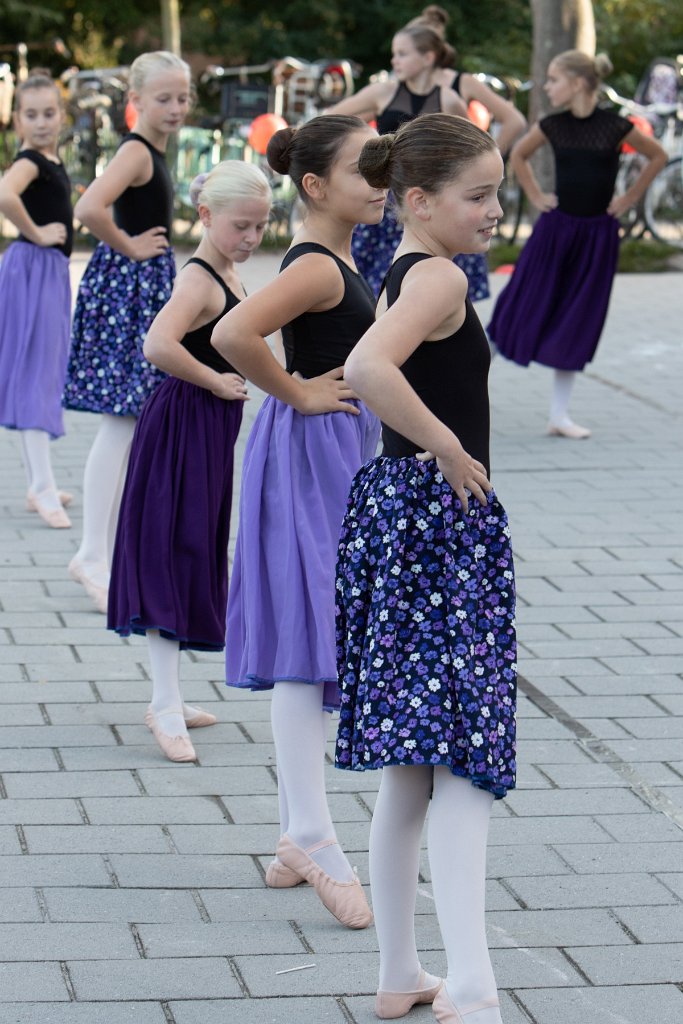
top-left (181, 258), bottom-right (239, 373)
top-left (113, 133), bottom-right (174, 237)
top-left (15, 150), bottom-right (72, 256)
top-left (376, 82), bottom-right (442, 135)
top-left (280, 242), bottom-right (376, 378)
top-left (380, 253), bottom-right (491, 474)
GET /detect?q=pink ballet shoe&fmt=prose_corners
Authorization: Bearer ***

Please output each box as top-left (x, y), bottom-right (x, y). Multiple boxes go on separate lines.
top-left (432, 987), bottom-right (499, 1023)
top-left (376, 970), bottom-right (443, 1019)
top-left (184, 707), bottom-right (218, 728)
top-left (276, 834), bottom-right (373, 929)
top-left (547, 420), bottom-right (591, 440)
top-left (31, 490), bottom-right (71, 529)
top-left (26, 489), bottom-right (73, 512)
top-left (265, 857), bottom-right (305, 888)
top-left (144, 706), bottom-right (197, 763)
top-left (67, 556), bottom-right (108, 614)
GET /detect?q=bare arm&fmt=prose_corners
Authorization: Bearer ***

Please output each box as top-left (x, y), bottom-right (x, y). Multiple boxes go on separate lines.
top-left (440, 86), bottom-right (469, 120)
top-left (608, 128), bottom-right (668, 217)
top-left (459, 73), bottom-right (527, 156)
top-left (344, 259), bottom-right (491, 511)
top-left (323, 81), bottom-right (393, 118)
top-left (143, 266), bottom-right (247, 401)
top-left (0, 159), bottom-right (67, 247)
top-left (211, 253), bottom-right (360, 416)
top-left (74, 141), bottom-right (169, 260)
top-left (509, 124), bottom-right (557, 212)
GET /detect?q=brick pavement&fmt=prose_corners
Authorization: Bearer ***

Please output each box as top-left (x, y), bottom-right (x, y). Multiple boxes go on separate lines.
top-left (0, 256), bottom-right (681, 1023)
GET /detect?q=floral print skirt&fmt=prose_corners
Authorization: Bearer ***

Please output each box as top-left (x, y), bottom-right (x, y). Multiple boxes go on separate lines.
top-left (335, 456), bottom-right (517, 798)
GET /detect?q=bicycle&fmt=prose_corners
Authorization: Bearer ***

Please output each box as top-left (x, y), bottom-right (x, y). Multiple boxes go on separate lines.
top-left (59, 67), bottom-right (128, 203)
top-left (478, 74), bottom-right (532, 244)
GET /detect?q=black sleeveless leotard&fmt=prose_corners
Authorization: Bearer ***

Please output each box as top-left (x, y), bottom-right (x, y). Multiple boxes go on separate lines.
top-left (376, 82), bottom-right (442, 135)
top-left (16, 150), bottom-right (73, 256)
top-left (113, 133), bottom-right (174, 237)
top-left (380, 253), bottom-right (491, 474)
top-left (280, 242), bottom-right (376, 378)
top-left (180, 257), bottom-right (240, 373)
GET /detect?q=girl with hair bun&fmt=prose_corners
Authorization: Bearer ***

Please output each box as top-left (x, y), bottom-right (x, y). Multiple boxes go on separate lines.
top-left (488, 49), bottom-right (666, 438)
top-left (107, 161), bottom-right (271, 763)
top-left (335, 113), bottom-right (514, 1023)
top-left (212, 115), bottom-right (384, 930)
top-left (324, 18), bottom-right (471, 297)
top-left (64, 50), bottom-right (191, 612)
top-left (0, 72), bottom-right (73, 528)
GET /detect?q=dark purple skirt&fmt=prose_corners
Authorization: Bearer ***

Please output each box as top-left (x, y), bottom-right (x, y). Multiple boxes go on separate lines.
top-left (225, 395), bottom-right (381, 711)
top-left (487, 208), bottom-right (620, 371)
top-left (108, 377), bottom-right (243, 651)
top-left (0, 242), bottom-right (71, 439)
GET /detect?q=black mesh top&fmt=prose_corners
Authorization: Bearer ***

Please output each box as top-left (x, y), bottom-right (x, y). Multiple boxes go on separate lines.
top-left (15, 150), bottom-right (73, 256)
top-left (113, 133), bottom-right (174, 237)
top-left (180, 258), bottom-right (239, 374)
top-left (280, 242), bottom-right (376, 378)
top-left (380, 253), bottom-right (491, 474)
top-left (539, 107), bottom-right (633, 217)
top-left (376, 82), bottom-right (442, 135)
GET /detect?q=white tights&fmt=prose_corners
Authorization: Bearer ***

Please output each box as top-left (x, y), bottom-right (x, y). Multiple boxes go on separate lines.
top-left (370, 765), bottom-right (502, 1023)
top-left (549, 369), bottom-right (578, 426)
top-left (20, 429), bottom-right (60, 510)
top-left (270, 682), bottom-right (355, 882)
top-left (74, 414), bottom-right (136, 578)
top-left (146, 631), bottom-right (202, 738)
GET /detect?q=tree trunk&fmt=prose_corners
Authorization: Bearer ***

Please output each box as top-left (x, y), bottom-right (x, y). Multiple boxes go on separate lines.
top-left (160, 0), bottom-right (182, 55)
top-left (530, 0), bottom-right (596, 191)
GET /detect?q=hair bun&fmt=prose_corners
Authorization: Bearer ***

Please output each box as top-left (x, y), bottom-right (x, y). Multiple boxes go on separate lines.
top-left (267, 126), bottom-right (296, 174)
top-left (189, 172), bottom-right (208, 208)
top-left (358, 134), bottom-right (394, 190)
top-left (594, 52), bottom-right (613, 80)
top-left (421, 5), bottom-right (449, 29)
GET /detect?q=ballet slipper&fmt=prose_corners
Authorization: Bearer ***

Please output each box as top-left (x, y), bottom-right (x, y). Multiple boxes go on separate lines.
top-left (547, 420), bottom-right (591, 440)
top-left (376, 969), bottom-right (443, 1019)
top-left (184, 707), bottom-right (218, 728)
top-left (265, 857), bottom-right (305, 888)
top-left (432, 987), bottom-right (499, 1023)
top-left (31, 490), bottom-right (71, 529)
top-left (67, 556), bottom-right (108, 614)
top-left (26, 489), bottom-right (73, 512)
top-left (144, 706), bottom-right (197, 763)
top-left (276, 834), bottom-right (373, 929)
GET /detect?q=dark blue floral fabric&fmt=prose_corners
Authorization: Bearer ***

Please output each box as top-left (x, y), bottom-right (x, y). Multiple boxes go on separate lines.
top-left (63, 243), bottom-right (174, 416)
top-left (335, 456), bottom-right (516, 798)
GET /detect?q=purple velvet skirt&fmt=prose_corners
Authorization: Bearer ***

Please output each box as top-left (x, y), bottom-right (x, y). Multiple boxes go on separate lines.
top-left (225, 395), bottom-right (380, 711)
top-left (487, 208), bottom-right (620, 371)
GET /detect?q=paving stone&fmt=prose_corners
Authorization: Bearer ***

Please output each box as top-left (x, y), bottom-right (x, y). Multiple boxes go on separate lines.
top-left (504, 787), bottom-right (652, 817)
top-left (81, 796), bottom-right (229, 825)
top-left (0, 922), bottom-right (138, 960)
top-left (0, 854), bottom-right (112, 887)
top-left (4, 770), bottom-right (143, 800)
top-left (109, 853), bottom-right (263, 888)
top-left (0, 725), bottom-right (118, 747)
top-left (0, 1004), bottom-right (168, 1024)
top-left (505, 872), bottom-right (676, 909)
top-left (564, 673), bottom-right (683, 695)
top-left (487, 907), bottom-right (633, 948)
top-left (566, 941), bottom-right (683, 984)
top-left (135, 765), bottom-right (277, 797)
top-left (0, 963), bottom-right (69, 1002)
top-left (44, 887), bottom-right (202, 923)
top-left (0, 749), bottom-right (60, 772)
top-left (224, 792), bottom-right (367, 824)
top-left (517, 984), bottom-right (683, 1024)
top-left (0, 888), bottom-right (42, 922)
top-left (138, 920), bottom-right (304, 957)
top-left (169, 997), bottom-right (348, 1024)
top-left (0, 682), bottom-right (97, 703)
top-left (488, 815), bottom-right (612, 846)
top-left (22, 824), bottom-right (169, 854)
top-left (68, 957), bottom-right (242, 1000)
top-left (0, 825), bottom-right (21, 854)
top-left (167, 822), bottom-right (279, 855)
top-left (594, 813), bottom-right (683, 842)
top-left (0, 799), bottom-right (82, 825)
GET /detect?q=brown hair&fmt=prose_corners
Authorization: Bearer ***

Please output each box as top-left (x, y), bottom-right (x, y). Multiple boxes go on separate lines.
top-left (395, 18), bottom-right (455, 69)
top-left (14, 70), bottom-right (60, 112)
top-left (552, 50), bottom-right (613, 92)
top-left (359, 112), bottom-right (497, 205)
top-left (267, 114), bottom-right (369, 203)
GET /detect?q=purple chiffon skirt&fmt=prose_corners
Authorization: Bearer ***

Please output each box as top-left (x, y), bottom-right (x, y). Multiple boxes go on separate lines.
top-left (487, 208), bottom-right (620, 371)
top-left (108, 377), bottom-right (243, 651)
top-left (0, 241), bottom-right (71, 439)
top-left (225, 395), bottom-right (381, 711)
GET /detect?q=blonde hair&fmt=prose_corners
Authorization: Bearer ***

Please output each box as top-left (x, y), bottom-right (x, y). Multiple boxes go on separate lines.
top-left (552, 50), bottom-right (613, 92)
top-left (189, 160), bottom-right (272, 211)
top-left (128, 50), bottom-right (191, 94)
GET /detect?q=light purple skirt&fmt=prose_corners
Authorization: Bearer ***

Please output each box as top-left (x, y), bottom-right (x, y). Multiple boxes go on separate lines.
top-left (487, 208), bottom-right (620, 371)
top-left (225, 395), bottom-right (381, 711)
top-left (0, 241), bottom-right (71, 438)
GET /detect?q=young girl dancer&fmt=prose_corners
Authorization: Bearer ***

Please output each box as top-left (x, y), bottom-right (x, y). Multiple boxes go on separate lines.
top-left (335, 113), bottom-right (515, 1022)
top-left (487, 50), bottom-right (666, 439)
top-left (0, 72), bottom-right (73, 528)
top-left (107, 161), bottom-right (271, 762)
top-left (325, 20), bottom-right (470, 297)
top-left (212, 116), bottom-right (383, 929)
top-left (64, 51), bottom-right (191, 608)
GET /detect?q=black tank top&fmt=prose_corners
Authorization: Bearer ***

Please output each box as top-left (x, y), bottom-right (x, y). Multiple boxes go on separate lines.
top-left (376, 82), bottom-right (442, 135)
top-left (280, 242), bottom-right (376, 378)
top-left (16, 150), bottom-right (73, 256)
top-left (113, 133), bottom-right (174, 237)
top-left (180, 258), bottom-right (239, 373)
top-left (380, 253), bottom-right (491, 474)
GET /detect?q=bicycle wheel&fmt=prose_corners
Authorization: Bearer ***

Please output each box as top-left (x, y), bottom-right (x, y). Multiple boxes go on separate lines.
top-left (616, 152), bottom-right (647, 239)
top-left (644, 157), bottom-right (683, 248)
